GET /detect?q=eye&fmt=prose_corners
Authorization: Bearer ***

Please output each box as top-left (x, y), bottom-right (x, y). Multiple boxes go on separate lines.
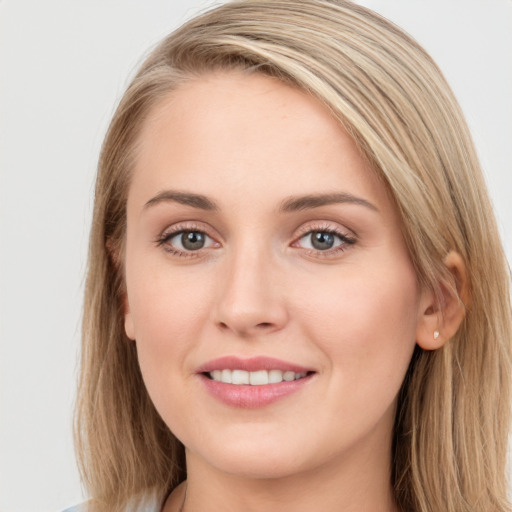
top-left (156, 227), bottom-right (218, 255)
top-left (303, 231), bottom-right (338, 250)
top-left (173, 231), bottom-right (209, 251)
top-left (294, 228), bottom-right (355, 254)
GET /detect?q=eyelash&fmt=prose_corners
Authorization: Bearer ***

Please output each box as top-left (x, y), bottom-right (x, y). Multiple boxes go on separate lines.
top-left (154, 222), bottom-right (356, 259)
top-left (154, 222), bottom-right (217, 258)
top-left (292, 224), bottom-right (356, 257)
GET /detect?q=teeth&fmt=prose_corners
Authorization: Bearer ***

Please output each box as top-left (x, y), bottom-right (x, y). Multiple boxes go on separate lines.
top-left (232, 370), bottom-right (249, 385)
top-left (268, 369), bottom-right (283, 384)
top-left (283, 371), bottom-right (295, 382)
top-left (249, 370), bottom-right (268, 385)
top-left (208, 369), bottom-right (308, 385)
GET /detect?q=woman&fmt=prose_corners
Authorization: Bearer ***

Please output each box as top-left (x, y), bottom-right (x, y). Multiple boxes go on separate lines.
top-left (71, 1), bottom-right (512, 511)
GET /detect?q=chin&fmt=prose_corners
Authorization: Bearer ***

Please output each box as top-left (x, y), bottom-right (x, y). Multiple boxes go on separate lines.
top-left (184, 427), bottom-right (333, 481)
top-left (206, 451), bottom-right (310, 480)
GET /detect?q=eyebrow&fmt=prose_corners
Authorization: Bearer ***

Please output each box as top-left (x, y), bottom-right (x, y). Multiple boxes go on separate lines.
top-left (144, 190), bottom-right (219, 211)
top-left (279, 192), bottom-right (378, 213)
top-left (143, 190), bottom-right (378, 213)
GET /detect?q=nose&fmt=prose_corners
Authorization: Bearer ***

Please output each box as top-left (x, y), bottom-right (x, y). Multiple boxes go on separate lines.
top-left (213, 246), bottom-right (288, 338)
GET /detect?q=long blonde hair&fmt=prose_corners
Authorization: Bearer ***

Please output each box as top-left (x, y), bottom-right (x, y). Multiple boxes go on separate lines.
top-left (75, 1), bottom-right (512, 511)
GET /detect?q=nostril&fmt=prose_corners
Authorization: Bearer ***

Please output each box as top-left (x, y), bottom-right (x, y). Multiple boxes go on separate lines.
top-left (216, 320), bottom-right (275, 336)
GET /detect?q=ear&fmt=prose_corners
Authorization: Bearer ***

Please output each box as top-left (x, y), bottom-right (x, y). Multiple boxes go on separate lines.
top-left (416, 251), bottom-right (468, 350)
top-left (106, 236), bottom-right (136, 341)
top-left (124, 298), bottom-right (136, 341)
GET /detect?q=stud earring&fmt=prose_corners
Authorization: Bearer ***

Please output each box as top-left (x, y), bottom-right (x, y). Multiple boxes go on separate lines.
top-left (433, 330), bottom-right (440, 340)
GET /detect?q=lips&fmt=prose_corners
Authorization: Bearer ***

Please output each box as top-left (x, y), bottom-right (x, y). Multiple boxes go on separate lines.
top-left (197, 355), bottom-right (312, 373)
top-left (197, 356), bottom-right (315, 408)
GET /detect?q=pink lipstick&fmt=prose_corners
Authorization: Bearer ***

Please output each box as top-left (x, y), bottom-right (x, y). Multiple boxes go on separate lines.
top-left (197, 356), bottom-right (315, 408)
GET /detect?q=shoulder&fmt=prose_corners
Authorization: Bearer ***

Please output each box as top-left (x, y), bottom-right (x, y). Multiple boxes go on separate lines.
top-left (62, 504), bottom-right (89, 512)
top-left (62, 506), bottom-right (85, 512)
top-left (61, 495), bottom-right (160, 512)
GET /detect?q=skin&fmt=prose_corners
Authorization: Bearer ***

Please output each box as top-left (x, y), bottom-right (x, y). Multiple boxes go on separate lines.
top-left (123, 72), bottom-right (440, 512)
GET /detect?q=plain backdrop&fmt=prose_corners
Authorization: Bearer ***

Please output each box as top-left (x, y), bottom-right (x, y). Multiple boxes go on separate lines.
top-left (0, 1), bottom-right (511, 511)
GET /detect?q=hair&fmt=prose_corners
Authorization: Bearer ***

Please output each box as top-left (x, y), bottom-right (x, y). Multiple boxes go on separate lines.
top-left (75, 1), bottom-right (512, 511)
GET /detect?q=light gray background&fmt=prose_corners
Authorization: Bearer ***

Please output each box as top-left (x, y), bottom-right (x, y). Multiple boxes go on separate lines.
top-left (1, 1), bottom-right (511, 511)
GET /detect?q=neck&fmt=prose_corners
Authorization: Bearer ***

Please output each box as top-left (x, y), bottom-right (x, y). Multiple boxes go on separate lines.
top-left (170, 431), bottom-right (398, 512)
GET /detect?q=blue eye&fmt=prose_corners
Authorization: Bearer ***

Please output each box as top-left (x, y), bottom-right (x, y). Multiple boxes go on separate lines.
top-left (159, 229), bottom-right (216, 253)
top-left (175, 231), bottom-right (207, 251)
top-left (309, 231), bottom-right (336, 250)
top-left (297, 230), bottom-right (353, 252)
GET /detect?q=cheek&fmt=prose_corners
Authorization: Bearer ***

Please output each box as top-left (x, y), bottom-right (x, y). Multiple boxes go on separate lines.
top-left (124, 259), bottom-right (214, 404)
top-left (126, 255), bottom-right (212, 342)
top-left (297, 260), bottom-right (420, 395)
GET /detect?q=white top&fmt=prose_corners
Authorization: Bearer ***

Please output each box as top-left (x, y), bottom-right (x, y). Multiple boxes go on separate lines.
top-left (63, 493), bottom-right (161, 512)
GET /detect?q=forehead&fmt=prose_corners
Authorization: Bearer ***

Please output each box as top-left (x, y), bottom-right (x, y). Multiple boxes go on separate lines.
top-left (129, 71), bottom-right (392, 216)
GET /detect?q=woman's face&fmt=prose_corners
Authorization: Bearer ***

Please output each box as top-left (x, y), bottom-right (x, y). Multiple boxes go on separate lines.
top-left (124, 72), bottom-right (431, 480)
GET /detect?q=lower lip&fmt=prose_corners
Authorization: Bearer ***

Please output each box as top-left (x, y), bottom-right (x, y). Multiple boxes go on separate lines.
top-left (199, 374), bottom-right (313, 408)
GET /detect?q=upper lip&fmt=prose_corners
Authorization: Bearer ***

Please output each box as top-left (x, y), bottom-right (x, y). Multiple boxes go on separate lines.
top-left (196, 356), bottom-right (313, 374)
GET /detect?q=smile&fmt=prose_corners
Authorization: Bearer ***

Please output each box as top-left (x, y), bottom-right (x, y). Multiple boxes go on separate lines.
top-left (197, 356), bottom-right (315, 408)
top-left (207, 369), bottom-right (309, 385)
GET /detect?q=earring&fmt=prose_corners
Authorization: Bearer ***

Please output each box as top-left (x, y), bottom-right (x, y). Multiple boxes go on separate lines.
top-left (433, 330), bottom-right (440, 340)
